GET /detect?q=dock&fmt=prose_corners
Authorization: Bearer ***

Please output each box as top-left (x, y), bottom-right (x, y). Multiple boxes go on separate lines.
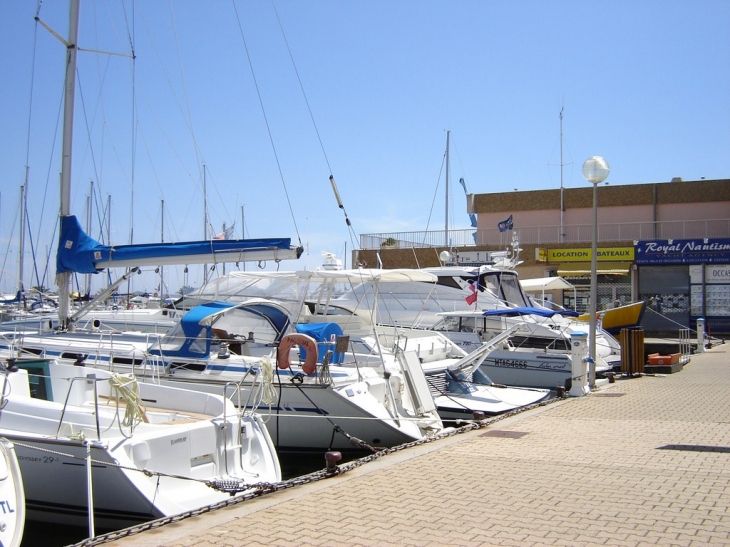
top-left (78, 342), bottom-right (729, 547)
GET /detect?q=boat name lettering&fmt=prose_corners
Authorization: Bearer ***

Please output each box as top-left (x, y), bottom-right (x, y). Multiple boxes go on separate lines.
top-left (171, 436), bottom-right (187, 446)
top-left (492, 358), bottom-right (528, 368)
top-left (18, 455), bottom-right (58, 464)
top-left (538, 362), bottom-right (568, 370)
top-left (0, 500), bottom-right (15, 514)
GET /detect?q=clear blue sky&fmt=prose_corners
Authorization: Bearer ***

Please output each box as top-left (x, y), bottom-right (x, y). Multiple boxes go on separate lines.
top-left (1, 0), bottom-right (728, 296)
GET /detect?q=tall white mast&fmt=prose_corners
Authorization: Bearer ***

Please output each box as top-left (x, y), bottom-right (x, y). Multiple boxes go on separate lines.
top-left (57, 0), bottom-right (81, 329)
top-left (444, 130), bottom-right (450, 247)
top-left (17, 184), bottom-right (26, 310)
top-left (160, 199), bottom-right (165, 297)
top-left (202, 164), bottom-right (208, 285)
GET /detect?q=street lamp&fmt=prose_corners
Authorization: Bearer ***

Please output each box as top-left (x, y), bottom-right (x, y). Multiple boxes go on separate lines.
top-left (582, 156), bottom-right (610, 389)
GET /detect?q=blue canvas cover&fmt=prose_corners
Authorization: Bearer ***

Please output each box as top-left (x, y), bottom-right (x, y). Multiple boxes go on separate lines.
top-left (482, 307), bottom-right (580, 318)
top-left (57, 215), bottom-right (105, 274)
top-left (237, 302), bottom-right (290, 343)
top-left (148, 302), bottom-right (235, 358)
top-left (295, 322), bottom-right (345, 364)
top-left (57, 214), bottom-right (299, 274)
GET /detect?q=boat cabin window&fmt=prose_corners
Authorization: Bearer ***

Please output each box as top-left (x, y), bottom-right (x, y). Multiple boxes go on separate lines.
top-left (13, 360), bottom-right (53, 400)
top-left (434, 316), bottom-right (477, 333)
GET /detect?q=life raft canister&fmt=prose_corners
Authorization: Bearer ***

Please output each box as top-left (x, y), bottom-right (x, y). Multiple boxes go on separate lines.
top-left (277, 333), bottom-right (318, 375)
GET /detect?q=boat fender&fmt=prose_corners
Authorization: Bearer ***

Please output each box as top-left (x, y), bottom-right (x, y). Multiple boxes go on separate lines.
top-left (277, 333), bottom-right (318, 375)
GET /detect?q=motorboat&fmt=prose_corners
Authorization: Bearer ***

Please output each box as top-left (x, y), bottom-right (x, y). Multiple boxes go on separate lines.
top-left (329, 265), bottom-right (623, 374)
top-left (0, 356), bottom-right (280, 534)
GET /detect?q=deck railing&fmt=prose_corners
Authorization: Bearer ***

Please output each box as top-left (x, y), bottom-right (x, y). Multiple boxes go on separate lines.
top-left (360, 219), bottom-right (730, 250)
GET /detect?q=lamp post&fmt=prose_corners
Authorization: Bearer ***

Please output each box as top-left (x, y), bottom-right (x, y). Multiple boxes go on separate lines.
top-left (582, 156), bottom-right (610, 389)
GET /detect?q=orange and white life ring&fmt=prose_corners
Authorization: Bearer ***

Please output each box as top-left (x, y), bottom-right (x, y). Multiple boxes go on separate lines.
top-left (277, 333), bottom-right (318, 375)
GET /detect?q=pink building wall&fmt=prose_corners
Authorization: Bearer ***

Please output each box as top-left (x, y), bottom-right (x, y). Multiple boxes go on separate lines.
top-left (479, 202), bottom-right (727, 230)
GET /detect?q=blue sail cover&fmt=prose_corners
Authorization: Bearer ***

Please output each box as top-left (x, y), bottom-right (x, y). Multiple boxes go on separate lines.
top-left (56, 215), bottom-right (301, 274)
top-left (482, 307), bottom-right (580, 318)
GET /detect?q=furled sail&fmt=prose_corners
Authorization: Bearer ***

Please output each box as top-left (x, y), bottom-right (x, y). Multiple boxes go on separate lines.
top-left (56, 215), bottom-right (302, 274)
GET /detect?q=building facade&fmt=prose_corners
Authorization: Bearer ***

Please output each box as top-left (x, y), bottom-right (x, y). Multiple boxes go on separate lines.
top-left (357, 178), bottom-right (730, 336)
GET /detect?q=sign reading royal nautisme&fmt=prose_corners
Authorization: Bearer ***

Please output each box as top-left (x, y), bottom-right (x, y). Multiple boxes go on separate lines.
top-left (636, 238), bottom-right (730, 265)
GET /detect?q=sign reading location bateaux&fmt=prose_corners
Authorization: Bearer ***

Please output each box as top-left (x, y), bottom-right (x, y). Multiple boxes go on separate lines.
top-left (546, 247), bottom-right (634, 262)
top-left (636, 238), bottom-right (730, 265)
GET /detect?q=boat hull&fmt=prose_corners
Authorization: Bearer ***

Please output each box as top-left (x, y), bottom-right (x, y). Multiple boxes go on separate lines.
top-left (477, 349), bottom-right (574, 390)
top-left (577, 301), bottom-right (647, 334)
top-left (0, 439), bottom-right (25, 547)
top-left (9, 437), bottom-right (164, 531)
top-left (144, 374), bottom-right (435, 453)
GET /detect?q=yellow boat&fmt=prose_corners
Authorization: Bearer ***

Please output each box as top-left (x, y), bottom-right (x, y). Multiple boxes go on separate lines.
top-left (577, 300), bottom-right (647, 334)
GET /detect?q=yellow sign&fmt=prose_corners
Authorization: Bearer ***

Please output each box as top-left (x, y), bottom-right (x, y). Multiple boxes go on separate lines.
top-left (546, 247), bottom-right (634, 262)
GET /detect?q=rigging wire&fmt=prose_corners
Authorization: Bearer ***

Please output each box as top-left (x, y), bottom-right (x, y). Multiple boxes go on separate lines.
top-left (269, 0), bottom-right (360, 253)
top-left (423, 150), bottom-right (446, 246)
top-left (230, 1), bottom-right (302, 248)
top-left (20, 4), bottom-right (60, 296)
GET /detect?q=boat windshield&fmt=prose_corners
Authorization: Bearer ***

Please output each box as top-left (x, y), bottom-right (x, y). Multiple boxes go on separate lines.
top-left (482, 272), bottom-right (530, 307)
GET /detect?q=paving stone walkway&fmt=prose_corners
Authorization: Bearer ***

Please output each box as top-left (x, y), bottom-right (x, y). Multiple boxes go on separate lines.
top-left (93, 344), bottom-right (730, 547)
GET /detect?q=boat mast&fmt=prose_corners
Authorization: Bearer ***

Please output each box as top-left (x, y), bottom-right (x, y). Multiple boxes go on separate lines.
top-left (444, 130), bottom-right (450, 247)
top-left (160, 199), bottom-right (164, 298)
top-left (84, 180), bottom-right (93, 298)
top-left (241, 204), bottom-right (246, 271)
top-left (17, 184), bottom-right (26, 311)
top-left (202, 164), bottom-right (208, 285)
top-left (559, 107), bottom-right (564, 243)
top-left (57, 0), bottom-right (81, 330)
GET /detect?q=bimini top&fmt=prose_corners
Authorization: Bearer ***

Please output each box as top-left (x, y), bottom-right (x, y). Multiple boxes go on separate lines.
top-left (148, 299), bottom-right (291, 359)
top-left (481, 306), bottom-right (580, 318)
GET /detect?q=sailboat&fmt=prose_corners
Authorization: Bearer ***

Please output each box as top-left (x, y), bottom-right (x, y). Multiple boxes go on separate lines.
top-left (1, 297), bottom-right (446, 453)
top-left (1, 1), bottom-right (446, 459)
top-left (0, 0), bottom-right (286, 535)
top-left (179, 268), bottom-right (551, 421)
top-left (0, 356), bottom-right (280, 532)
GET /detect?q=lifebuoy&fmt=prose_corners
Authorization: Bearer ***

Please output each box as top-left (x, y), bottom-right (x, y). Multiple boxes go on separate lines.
top-left (277, 333), bottom-right (318, 375)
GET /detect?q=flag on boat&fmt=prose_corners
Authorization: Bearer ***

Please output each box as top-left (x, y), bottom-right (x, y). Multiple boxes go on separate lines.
top-left (498, 215), bottom-right (513, 232)
top-left (213, 224), bottom-right (235, 240)
top-left (465, 282), bottom-right (478, 305)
